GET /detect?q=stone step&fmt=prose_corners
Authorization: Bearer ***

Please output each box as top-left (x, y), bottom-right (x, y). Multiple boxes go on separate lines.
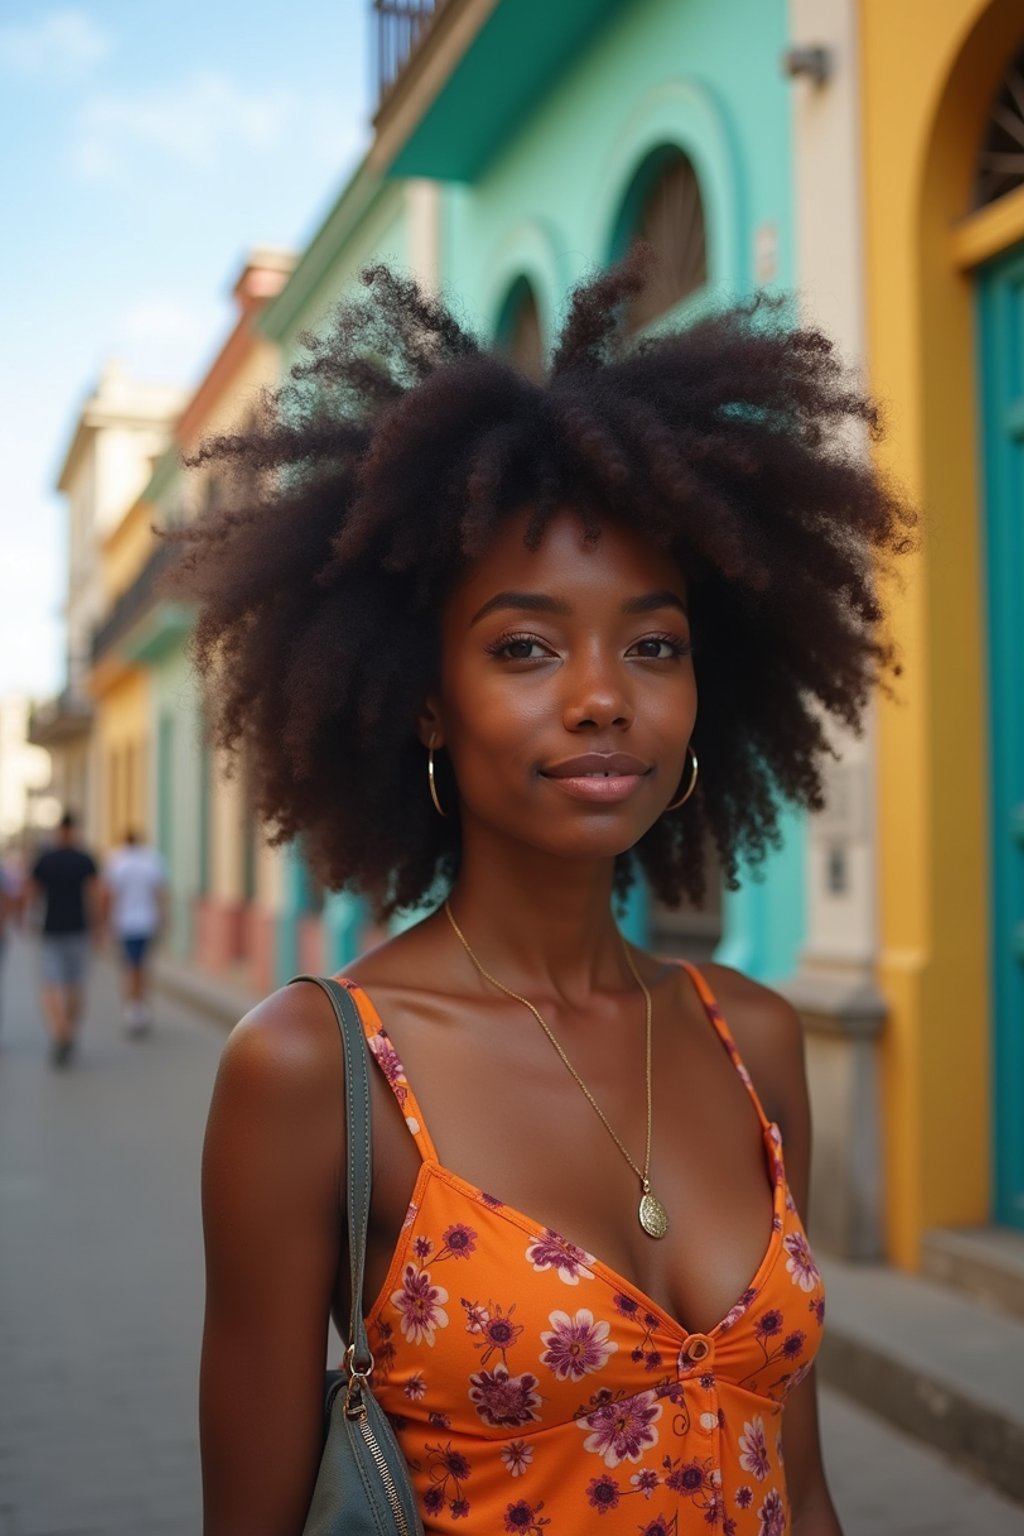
top-left (819, 1388), bottom-right (1024, 1535)
top-left (922, 1225), bottom-right (1024, 1321)
top-left (819, 1257), bottom-right (1024, 1506)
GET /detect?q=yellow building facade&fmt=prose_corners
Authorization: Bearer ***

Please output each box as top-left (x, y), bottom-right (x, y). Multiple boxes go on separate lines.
top-left (40, 364), bottom-right (183, 847)
top-left (862, 0), bottom-right (1024, 1264)
top-left (90, 498), bottom-right (155, 850)
top-left (174, 251), bottom-right (294, 988)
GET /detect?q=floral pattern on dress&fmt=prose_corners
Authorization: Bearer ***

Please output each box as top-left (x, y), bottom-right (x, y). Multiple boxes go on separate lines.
top-left (500, 1439), bottom-right (533, 1477)
top-left (525, 1229), bottom-right (595, 1284)
top-left (578, 1388), bottom-right (663, 1467)
top-left (783, 1232), bottom-right (821, 1292)
top-left (391, 1264), bottom-right (450, 1346)
top-left (468, 1366), bottom-right (543, 1428)
top-left (345, 965), bottom-right (826, 1534)
top-left (758, 1488), bottom-right (787, 1536)
top-left (461, 1298), bottom-right (524, 1367)
top-left (434, 1224), bottom-right (477, 1262)
top-left (738, 1416), bottom-right (772, 1481)
top-left (540, 1308), bottom-right (618, 1380)
top-left (502, 1500), bottom-right (549, 1533)
top-left (424, 1442), bottom-right (472, 1521)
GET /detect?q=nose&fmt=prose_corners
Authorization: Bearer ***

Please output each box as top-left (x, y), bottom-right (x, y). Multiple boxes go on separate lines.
top-left (561, 647), bottom-right (633, 732)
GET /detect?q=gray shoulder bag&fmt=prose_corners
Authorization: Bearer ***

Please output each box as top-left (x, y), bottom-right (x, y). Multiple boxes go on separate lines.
top-left (293, 975), bottom-right (424, 1536)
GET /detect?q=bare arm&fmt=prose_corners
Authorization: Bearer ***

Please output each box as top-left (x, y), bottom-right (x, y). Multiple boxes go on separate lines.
top-left (200, 983), bottom-right (346, 1536)
top-left (89, 876), bottom-right (107, 938)
top-left (708, 969), bottom-right (843, 1536)
top-left (769, 995), bottom-right (842, 1535)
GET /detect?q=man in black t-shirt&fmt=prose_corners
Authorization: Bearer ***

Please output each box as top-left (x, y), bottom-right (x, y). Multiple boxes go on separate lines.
top-left (30, 812), bottom-right (98, 1067)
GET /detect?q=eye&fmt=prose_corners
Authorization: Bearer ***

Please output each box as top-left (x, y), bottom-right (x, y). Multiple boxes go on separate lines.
top-left (628, 635), bottom-right (692, 660)
top-left (485, 632), bottom-right (554, 662)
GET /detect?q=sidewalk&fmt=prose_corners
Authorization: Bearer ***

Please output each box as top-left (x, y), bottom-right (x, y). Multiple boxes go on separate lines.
top-left (0, 934), bottom-right (218, 1536)
top-left (1, 932), bottom-right (1022, 1535)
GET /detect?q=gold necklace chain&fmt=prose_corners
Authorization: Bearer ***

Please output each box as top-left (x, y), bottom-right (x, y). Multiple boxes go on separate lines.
top-left (442, 899), bottom-right (670, 1238)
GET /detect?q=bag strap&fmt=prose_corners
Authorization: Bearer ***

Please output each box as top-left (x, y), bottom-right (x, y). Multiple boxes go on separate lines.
top-left (291, 974), bottom-right (373, 1374)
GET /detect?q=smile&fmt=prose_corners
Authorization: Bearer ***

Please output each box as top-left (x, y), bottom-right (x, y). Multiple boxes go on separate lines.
top-left (540, 772), bottom-right (648, 804)
top-left (540, 752), bottom-right (651, 778)
top-left (537, 751), bottom-right (653, 804)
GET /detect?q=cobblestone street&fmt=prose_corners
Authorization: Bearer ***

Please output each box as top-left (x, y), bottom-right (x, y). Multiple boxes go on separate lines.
top-left (0, 931), bottom-right (1021, 1536)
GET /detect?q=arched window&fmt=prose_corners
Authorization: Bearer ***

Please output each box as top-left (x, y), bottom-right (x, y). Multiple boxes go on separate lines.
top-left (496, 277), bottom-right (545, 382)
top-left (614, 147), bottom-right (707, 331)
top-left (609, 152), bottom-right (718, 947)
top-left (974, 44), bottom-right (1024, 210)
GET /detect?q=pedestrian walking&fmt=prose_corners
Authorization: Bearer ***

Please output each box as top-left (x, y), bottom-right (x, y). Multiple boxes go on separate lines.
top-left (186, 257), bottom-right (915, 1535)
top-left (101, 828), bottom-right (167, 1036)
top-left (28, 811), bottom-right (98, 1067)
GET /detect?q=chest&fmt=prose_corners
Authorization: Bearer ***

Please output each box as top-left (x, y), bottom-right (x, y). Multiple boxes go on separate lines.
top-left (350, 989), bottom-right (783, 1340)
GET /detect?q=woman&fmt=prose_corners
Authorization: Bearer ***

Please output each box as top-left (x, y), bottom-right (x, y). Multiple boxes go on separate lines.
top-left (190, 257), bottom-right (913, 1535)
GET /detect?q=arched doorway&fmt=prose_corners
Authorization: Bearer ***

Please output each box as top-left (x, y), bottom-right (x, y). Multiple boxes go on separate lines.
top-left (863, 0), bottom-right (1024, 1265)
top-left (608, 145), bottom-right (719, 961)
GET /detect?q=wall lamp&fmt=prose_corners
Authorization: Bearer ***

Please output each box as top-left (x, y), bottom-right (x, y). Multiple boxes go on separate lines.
top-left (781, 45), bottom-right (832, 87)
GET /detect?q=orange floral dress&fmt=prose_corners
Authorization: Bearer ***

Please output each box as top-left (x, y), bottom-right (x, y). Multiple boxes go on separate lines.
top-left (339, 963), bottom-right (825, 1535)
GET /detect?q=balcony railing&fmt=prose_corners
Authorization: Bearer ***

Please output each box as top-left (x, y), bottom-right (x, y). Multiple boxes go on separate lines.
top-left (27, 688), bottom-right (93, 748)
top-left (91, 538), bottom-right (182, 664)
top-left (374, 0), bottom-right (442, 103)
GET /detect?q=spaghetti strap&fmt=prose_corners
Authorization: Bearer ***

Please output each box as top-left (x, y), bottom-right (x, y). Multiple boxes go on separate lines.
top-left (676, 961), bottom-right (773, 1134)
top-left (333, 976), bottom-right (439, 1164)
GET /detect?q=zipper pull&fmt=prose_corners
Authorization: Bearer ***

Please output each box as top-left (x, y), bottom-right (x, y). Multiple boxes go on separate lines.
top-left (343, 1340), bottom-right (375, 1419)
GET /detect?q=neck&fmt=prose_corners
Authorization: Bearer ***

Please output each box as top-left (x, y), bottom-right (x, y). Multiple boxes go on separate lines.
top-left (445, 831), bottom-right (637, 1010)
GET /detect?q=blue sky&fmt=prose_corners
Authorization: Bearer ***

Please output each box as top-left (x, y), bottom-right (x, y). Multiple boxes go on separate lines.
top-left (0, 1), bottom-right (371, 697)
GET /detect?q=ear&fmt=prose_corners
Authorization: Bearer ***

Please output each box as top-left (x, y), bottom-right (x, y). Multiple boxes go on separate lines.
top-left (416, 694), bottom-right (445, 750)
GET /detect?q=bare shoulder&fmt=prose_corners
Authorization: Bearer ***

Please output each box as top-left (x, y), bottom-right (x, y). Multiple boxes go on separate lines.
top-left (202, 982), bottom-right (348, 1284)
top-left (222, 979), bottom-right (341, 1072)
top-left (210, 981), bottom-right (346, 1135)
top-left (700, 963), bottom-right (804, 1051)
top-left (699, 962), bottom-right (806, 1130)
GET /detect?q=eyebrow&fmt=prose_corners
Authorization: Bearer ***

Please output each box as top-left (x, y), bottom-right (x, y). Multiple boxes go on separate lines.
top-left (622, 590), bottom-right (689, 617)
top-left (469, 589), bottom-right (688, 626)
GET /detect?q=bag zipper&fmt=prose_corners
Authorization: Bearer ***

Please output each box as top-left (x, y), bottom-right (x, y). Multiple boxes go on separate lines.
top-left (352, 1402), bottom-right (410, 1536)
top-left (344, 1348), bottom-right (410, 1536)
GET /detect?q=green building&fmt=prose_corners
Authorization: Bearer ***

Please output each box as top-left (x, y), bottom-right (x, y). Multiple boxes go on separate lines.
top-left (260, 0), bottom-right (804, 984)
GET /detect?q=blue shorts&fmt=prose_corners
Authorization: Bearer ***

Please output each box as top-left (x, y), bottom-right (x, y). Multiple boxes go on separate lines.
top-left (121, 934), bottom-right (151, 968)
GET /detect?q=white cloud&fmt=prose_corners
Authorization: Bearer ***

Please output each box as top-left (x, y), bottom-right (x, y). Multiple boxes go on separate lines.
top-left (73, 69), bottom-right (294, 179)
top-left (71, 67), bottom-right (367, 183)
top-left (0, 9), bottom-right (111, 79)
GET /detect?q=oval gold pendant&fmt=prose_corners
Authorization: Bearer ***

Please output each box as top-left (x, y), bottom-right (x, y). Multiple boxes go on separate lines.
top-left (638, 1190), bottom-right (669, 1239)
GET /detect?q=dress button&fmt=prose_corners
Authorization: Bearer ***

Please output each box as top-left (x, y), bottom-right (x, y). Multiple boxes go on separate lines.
top-left (685, 1333), bottom-right (712, 1364)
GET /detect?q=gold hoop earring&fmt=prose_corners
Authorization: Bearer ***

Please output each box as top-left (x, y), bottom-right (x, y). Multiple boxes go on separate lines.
top-left (427, 742), bottom-right (447, 818)
top-left (665, 747), bottom-right (699, 812)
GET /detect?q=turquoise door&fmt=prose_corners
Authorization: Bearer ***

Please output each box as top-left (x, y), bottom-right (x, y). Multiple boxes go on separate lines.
top-left (978, 245), bottom-right (1024, 1229)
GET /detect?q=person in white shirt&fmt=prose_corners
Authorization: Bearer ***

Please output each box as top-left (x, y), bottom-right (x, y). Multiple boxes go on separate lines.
top-left (101, 830), bottom-right (167, 1036)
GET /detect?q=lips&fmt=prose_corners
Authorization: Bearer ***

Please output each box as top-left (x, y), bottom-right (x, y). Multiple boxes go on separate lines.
top-left (540, 753), bottom-right (651, 779)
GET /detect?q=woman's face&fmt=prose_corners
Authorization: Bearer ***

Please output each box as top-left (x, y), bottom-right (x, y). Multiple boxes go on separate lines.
top-left (423, 508), bottom-right (697, 862)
